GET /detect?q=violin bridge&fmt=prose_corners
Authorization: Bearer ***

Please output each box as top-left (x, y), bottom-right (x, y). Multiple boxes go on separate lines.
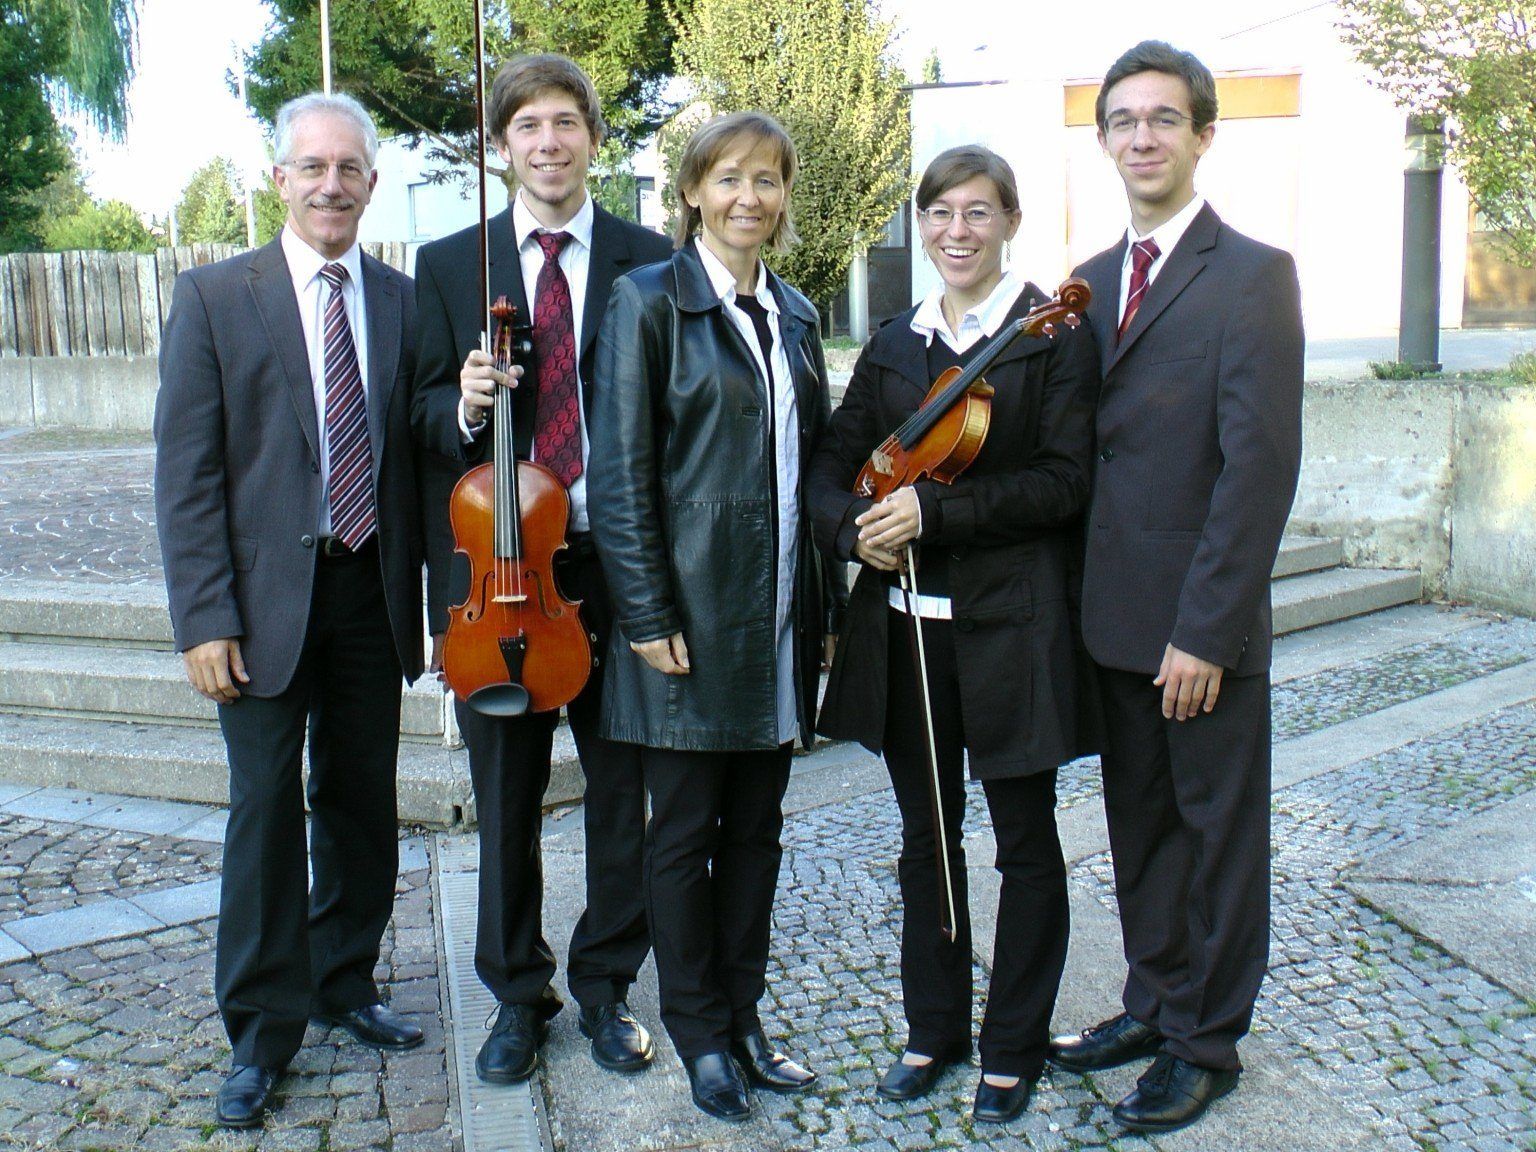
top-left (492, 593), bottom-right (529, 604)
top-left (871, 448), bottom-right (894, 476)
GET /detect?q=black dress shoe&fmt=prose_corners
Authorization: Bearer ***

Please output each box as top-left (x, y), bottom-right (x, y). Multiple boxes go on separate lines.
top-left (683, 1051), bottom-right (751, 1122)
top-left (973, 1075), bottom-right (1034, 1124)
top-left (1048, 1012), bottom-right (1162, 1072)
top-left (215, 1065), bottom-right (281, 1128)
top-left (578, 1000), bottom-right (654, 1072)
top-left (875, 1052), bottom-right (956, 1101)
top-left (315, 1003), bottom-right (424, 1050)
top-left (476, 1002), bottom-right (555, 1084)
top-left (1112, 1053), bottom-right (1239, 1133)
top-left (730, 1029), bottom-right (817, 1092)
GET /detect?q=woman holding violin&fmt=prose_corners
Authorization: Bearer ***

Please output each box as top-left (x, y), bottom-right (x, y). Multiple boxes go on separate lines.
top-left (588, 111), bottom-right (838, 1123)
top-left (807, 145), bottom-right (1099, 1123)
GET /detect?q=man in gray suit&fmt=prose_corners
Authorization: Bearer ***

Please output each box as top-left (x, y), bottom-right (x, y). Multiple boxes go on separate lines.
top-left (1049, 42), bottom-right (1304, 1134)
top-left (155, 91), bottom-right (426, 1129)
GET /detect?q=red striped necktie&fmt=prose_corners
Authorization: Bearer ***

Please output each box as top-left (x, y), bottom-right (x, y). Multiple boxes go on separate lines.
top-left (1117, 237), bottom-right (1161, 342)
top-left (319, 262), bottom-right (376, 549)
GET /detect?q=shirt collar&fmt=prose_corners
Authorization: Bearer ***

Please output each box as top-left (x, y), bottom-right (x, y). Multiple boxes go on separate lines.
top-left (694, 237), bottom-right (778, 314)
top-left (910, 270), bottom-right (1024, 346)
top-left (1124, 193), bottom-right (1206, 265)
top-left (514, 190), bottom-right (594, 253)
top-left (281, 224), bottom-right (363, 289)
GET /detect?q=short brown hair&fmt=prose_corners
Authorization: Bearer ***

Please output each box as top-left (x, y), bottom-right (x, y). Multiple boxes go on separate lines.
top-left (915, 145), bottom-right (1020, 214)
top-left (1095, 41), bottom-right (1218, 132)
top-left (487, 54), bottom-right (605, 144)
top-left (673, 111), bottom-right (800, 252)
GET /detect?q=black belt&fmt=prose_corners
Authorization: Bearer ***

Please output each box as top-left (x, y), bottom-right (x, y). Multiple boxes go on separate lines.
top-left (563, 531), bottom-right (597, 561)
top-left (318, 534), bottom-right (376, 560)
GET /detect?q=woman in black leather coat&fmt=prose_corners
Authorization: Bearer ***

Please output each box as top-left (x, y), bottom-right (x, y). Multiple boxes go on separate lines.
top-left (807, 145), bottom-right (1099, 1124)
top-left (588, 111), bottom-right (836, 1124)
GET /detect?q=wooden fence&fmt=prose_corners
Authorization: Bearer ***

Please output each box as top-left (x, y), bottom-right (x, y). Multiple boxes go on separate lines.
top-left (0, 243), bottom-right (411, 359)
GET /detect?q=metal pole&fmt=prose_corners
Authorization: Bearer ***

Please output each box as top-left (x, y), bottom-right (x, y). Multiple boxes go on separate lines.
top-left (320, 0), bottom-right (333, 94)
top-left (235, 55), bottom-right (257, 247)
top-left (847, 246), bottom-right (870, 343)
top-left (1398, 115), bottom-right (1443, 371)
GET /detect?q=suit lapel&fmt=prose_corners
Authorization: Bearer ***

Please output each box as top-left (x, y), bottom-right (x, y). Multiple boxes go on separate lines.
top-left (361, 254), bottom-right (399, 473)
top-left (1107, 204), bottom-right (1220, 372)
top-left (245, 240), bottom-right (320, 460)
top-left (486, 207), bottom-right (537, 456)
top-left (1080, 243), bottom-right (1125, 378)
top-left (581, 206), bottom-right (635, 381)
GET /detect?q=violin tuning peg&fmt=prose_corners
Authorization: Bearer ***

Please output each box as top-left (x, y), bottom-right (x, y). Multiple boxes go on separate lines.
top-left (1065, 313), bottom-right (1081, 328)
top-left (1042, 322), bottom-right (1056, 338)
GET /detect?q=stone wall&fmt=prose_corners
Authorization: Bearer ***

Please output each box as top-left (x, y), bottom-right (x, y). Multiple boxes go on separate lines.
top-left (0, 356), bottom-right (159, 430)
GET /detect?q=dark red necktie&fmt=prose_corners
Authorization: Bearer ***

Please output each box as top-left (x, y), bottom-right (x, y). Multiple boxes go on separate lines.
top-left (1118, 237), bottom-right (1161, 342)
top-left (532, 231), bottom-right (582, 487)
top-left (319, 262), bottom-right (376, 549)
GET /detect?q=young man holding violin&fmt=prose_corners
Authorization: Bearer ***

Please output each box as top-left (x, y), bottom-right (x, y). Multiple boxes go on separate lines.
top-left (411, 53), bottom-right (672, 1086)
top-left (1049, 40), bottom-right (1304, 1134)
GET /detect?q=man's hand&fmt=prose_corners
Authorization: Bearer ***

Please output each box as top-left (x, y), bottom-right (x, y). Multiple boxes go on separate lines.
top-left (183, 638), bottom-right (249, 704)
top-left (429, 632), bottom-right (445, 682)
top-left (1153, 643), bottom-right (1224, 721)
top-left (853, 539), bottom-right (899, 571)
top-left (460, 349), bottom-right (523, 427)
top-left (632, 632), bottom-right (690, 675)
top-left (855, 487), bottom-right (920, 551)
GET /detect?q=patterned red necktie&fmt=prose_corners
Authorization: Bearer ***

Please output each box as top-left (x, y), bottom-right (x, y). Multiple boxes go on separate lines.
top-left (1118, 237), bottom-right (1162, 342)
top-left (319, 262), bottom-right (376, 549)
top-left (532, 232), bottom-right (582, 487)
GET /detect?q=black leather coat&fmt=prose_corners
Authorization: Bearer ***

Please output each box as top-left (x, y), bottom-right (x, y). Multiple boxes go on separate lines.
top-left (588, 244), bottom-right (840, 751)
top-left (808, 286), bottom-right (1100, 778)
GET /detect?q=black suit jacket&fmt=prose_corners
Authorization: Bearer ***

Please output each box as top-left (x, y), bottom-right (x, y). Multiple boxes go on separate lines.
top-left (1074, 204), bottom-right (1304, 678)
top-left (410, 203), bottom-right (674, 629)
top-left (154, 238), bottom-right (425, 695)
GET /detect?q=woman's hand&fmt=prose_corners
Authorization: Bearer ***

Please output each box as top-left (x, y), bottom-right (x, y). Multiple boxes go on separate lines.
top-left (853, 539), bottom-right (899, 571)
top-left (632, 632), bottom-right (691, 675)
top-left (855, 487), bottom-right (921, 551)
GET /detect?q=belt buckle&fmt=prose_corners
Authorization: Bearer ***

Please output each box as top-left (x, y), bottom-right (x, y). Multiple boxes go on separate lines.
top-left (320, 536), bottom-right (350, 558)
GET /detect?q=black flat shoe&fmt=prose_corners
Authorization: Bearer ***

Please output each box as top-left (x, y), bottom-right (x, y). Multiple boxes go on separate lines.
top-left (730, 1028), bottom-right (817, 1092)
top-left (1048, 1012), bottom-right (1162, 1072)
top-left (973, 1075), bottom-right (1033, 1124)
top-left (578, 1000), bottom-right (654, 1072)
top-left (476, 1001), bottom-right (556, 1084)
top-left (314, 1003), bottom-right (424, 1050)
top-left (1112, 1053), bottom-right (1238, 1133)
top-left (215, 1065), bottom-right (281, 1128)
top-left (875, 1052), bottom-right (954, 1101)
top-left (683, 1051), bottom-right (751, 1122)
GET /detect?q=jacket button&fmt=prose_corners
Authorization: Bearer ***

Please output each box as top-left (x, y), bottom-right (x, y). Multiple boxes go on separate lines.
top-left (301, 535), bottom-right (315, 548)
top-left (1100, 447), bottom-right (1115, 462)
top-left (310, 461), bottom-right (319, 473)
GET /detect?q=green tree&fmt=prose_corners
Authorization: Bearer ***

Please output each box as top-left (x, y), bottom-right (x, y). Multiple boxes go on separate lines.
top-left (42, 197), bottom-right (155, 250)
top-left (173, 157), bottom-right (249, 245)
top-left (24, 0), bottom-right (141, 139)
top-left (667, 0), bottom-right (910, 310)
top-left (0, 0), bottom-right (71, 251)
top-left (921, 48), bottom-right (942, 85)
top-left (1339, 1), bottom-right (1536, 264)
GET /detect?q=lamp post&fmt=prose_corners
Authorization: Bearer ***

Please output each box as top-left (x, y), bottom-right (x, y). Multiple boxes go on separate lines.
top-left (1398, 115), bottom-right (1444, 372)
top-left (320, 0), bottom-right (333, 94)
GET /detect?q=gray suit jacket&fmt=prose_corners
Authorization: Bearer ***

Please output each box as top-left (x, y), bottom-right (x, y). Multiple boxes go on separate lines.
top-left (1075, 204), bottom-right (1304, 677)
top-left (154, 238), bottom-right (425, 696)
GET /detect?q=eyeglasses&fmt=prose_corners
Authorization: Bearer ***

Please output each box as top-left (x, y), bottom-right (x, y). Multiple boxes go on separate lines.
top-left (283, 159), bottom-right (372, 184)
top-left (917, 206), bottom-right (1001, 228)
top-left (1103, 111), bottom-right (1196, 138)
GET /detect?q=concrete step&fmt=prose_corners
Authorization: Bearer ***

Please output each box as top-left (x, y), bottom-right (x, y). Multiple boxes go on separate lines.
top-left (1273, 565), bottom-right (1423, 635)
top-left (1273, 533), bottom-right (1344, 579)
top-left (0, 579), bottom-right (172, 649)
top-left (0, 711), bottom-right (582, 828)
top-left (0, 640), bottom-right (448, 741)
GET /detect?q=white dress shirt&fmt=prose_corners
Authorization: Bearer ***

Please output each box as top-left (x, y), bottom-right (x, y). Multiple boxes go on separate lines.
top-left (1117, 193), bottom-right (1207, 326)
top-left (462, 191), bottom-right (597, 531)
top-left (695, 238), bottom-right (801, 744)
top-left (282, 225), bottom-right (369, 537)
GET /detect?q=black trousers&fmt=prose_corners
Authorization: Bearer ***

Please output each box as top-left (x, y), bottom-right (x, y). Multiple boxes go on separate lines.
top-left (641, 743), bottom-right (793, 1060)
top-left (215, 545), bottom-right (404, 1069)
top-left (1094, 663), bottom-right (1272, 1072)
top-left (460, 544), bottom-right (649, 1009)
top-left (883, 611), bottom-right (1069, 1080)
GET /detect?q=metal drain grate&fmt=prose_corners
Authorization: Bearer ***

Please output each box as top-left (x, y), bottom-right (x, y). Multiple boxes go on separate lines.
top-left (436, 834), bottom-right (547, 1152)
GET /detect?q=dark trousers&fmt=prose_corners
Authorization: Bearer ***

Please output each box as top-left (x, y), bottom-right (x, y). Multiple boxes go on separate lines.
top-left (215, 546), bottom-right (403, 1068)
top-left (460, 545), bottom-right (648, 1009)
top-left (883, 611), bottom-right (1069, 1080)
top-left (641, 744), bottom-right (793, 1060)
top-left (1095, 663), bottom-right (1272, 1072)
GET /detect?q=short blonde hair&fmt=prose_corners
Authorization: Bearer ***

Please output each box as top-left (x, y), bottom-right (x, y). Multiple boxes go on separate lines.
top-left (673, 111), bottom-right (800, 252)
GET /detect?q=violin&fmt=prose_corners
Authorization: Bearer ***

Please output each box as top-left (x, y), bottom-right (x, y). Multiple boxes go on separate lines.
top-left (439, 0), bottom-right (592, 716)
top-left (854, 276), bottom-right (1090, 940)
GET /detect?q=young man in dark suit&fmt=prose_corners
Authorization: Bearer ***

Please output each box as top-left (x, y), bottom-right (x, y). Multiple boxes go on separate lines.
top-left (1049, 41), bottom-right (1305, 1134)
top-left (412, 54), bottom-right (672, 1085)
top-left (155, 92), bottom-right (426, 1129)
